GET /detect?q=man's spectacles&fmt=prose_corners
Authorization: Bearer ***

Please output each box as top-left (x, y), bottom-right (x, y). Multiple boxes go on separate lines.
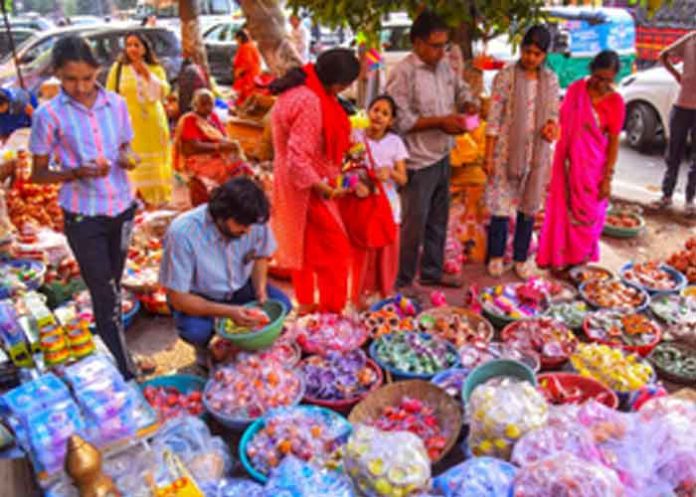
top-left (425, 41), bottom-right (451, 51)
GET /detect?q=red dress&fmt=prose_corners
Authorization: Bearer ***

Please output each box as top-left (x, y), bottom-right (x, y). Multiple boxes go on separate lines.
top-left (271, 86), bottom-right (351, 312)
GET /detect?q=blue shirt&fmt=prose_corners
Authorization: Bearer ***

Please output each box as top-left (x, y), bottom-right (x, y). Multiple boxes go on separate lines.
top-left (28, 88), bottom-right (134, 217)
top-left (0, 88), bottom-right (37, 138)
top-left (159, 205), bottom-right (277, 300)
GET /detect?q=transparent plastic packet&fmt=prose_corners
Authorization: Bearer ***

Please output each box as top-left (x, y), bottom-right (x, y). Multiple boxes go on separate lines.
top-left (511, 422), bottom-right (602, 467)
top-left (344, 425), bottom-right (431, 497)
top-left (432, 456), bottom-right (517, 497)
top-left (151, 416), bottom-right (233, 485)
top-left (512, 452), bottom-right (625, 497)
top-left (467, 378), bottom-right (548, 460)
top-left (264, 456), bottom-right (356, 497)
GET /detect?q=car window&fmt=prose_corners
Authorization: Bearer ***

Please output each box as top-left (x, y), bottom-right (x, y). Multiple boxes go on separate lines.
top-left (382, 26), bottom-right (411, 52)
top-left (209, 0), bottom-right (231, 15)
top-left (112, 30), bottom-right (178, 58)
top-left (20, 35), bottom-right (57, 65)
top-left (86, 35), bottom-right (120, 66)
top-left (205, 24), bottom-right (225, 41)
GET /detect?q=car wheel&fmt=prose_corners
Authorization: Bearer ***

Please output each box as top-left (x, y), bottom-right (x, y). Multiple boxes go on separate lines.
top-left (626, 102), bottom-right (659, 153)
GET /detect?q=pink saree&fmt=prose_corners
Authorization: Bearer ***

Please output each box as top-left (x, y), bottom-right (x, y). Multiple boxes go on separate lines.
top-left (537, 79), bottom-right (611, 269)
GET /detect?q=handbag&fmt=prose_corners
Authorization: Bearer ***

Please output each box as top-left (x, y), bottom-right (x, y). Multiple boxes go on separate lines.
top-left (338, 138), bottom-right (397, 249)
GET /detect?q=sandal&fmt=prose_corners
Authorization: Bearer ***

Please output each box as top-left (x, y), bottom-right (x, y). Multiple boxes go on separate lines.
top-left (515, 261), bottom-right (534, 280)
top-left (488, 258), bottom-right (505, 278)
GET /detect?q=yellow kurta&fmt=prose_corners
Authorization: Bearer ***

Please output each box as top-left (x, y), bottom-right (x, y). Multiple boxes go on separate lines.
top-left (106, 62), bottom-right (172, 205)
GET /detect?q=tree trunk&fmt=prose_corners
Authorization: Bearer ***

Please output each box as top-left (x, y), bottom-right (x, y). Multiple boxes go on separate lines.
top-left (452, 21), bottom-right (484, 97)
top-left (237, 0), bottom-right (302, 76)
top-left (179, 0), bottom-right (209, 74)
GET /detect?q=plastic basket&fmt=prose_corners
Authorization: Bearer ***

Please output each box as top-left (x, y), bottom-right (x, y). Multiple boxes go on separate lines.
top-left (214, 299), bottom-right (288, 351)
top-left (501, 318), bottom-right (578, 370)
top-left (619, 262), bottom-right (687, 295)
top-left (300, 358), bottom-right (384, 414)
top-left (202, 374), bottom-right (305, 432)
top-left (537, 372), bottom-right (619, 409)
top-left (579, 280), bottom-right (651, 313)
top-left (602, 211), bottom-right (645, 238)
top-left (462, 359), bottom-right (537, 404)
top-left (369, 333), bottom-right (461, 381)
top-left (140, 374), bottom-right (206, 419)
top-left (239, 406), bottom-right (352, 483)
top-left (0, 259), bottom-right (46, 298)
top-left (582, 313), bottom-right (662, 357)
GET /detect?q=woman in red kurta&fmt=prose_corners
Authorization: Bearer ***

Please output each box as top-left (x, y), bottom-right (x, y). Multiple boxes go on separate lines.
top-left (270, 49), bottom-right (361, 314)
top-left (233, 29), bottom-right (262, 107)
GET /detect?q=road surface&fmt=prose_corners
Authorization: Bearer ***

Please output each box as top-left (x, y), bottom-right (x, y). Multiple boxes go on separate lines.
top-left (613, 137), bottom-right (691, 206)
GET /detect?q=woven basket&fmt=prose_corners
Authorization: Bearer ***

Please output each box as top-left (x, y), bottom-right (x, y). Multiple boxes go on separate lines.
top-left (348, 380), bottom-right (462, 464)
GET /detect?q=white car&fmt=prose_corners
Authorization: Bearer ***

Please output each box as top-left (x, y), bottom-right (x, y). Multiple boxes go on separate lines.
top-left (618, 64), bottom-right (680, 152)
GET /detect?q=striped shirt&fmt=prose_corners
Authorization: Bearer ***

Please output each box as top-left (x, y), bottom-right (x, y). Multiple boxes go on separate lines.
top-left (28, 88), bottom-right (135, 217)
top-left (159, 205), bottom-right (277, 301)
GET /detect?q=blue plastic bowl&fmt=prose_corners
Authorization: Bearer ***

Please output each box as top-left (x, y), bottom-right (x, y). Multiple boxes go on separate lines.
top-left (239, 405), bottom-right (352, 483)
top-left (369, 333), bottom-right (461, 381)
top-left (619, 262), bottom-right (687, 295)
top-left (140, 374), bottom-right (206, 419)
top-left (461, 359), bottom-right (536, 405)
top-left (579, 280), bottom-right (651, 313)
top-left (202, 374), bottom-right (305, 432)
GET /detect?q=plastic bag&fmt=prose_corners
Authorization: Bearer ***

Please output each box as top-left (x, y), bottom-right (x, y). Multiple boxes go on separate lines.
top-left (513, 452), bottom-right (625, 497)
top-left (264, 456), bottom-right (355, 497)
top-left (467, 378), bottom-right (548, 460)
top-left (151, 416), bottom-right (232, 485)
top-left (214, 478), bottom-right (265, 497)
top-left (344, 425), bottom-right (431, 497)
top-left (432, 457), bottom-right (516, 497)
top-left (511, 423), bottom-right (602, 467)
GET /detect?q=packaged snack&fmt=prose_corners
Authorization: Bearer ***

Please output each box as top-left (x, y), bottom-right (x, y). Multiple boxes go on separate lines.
top-left (467, 378), bottom-right (548, 460)
top-left (512, 453), bottom-right (625, 497)
top-left (433, 457), bottom-right (517, 497)
top-left (301, 350), bottom-right (380, 402)
top-left (570, 344), bottom-right (653, 393)
top-left (344, 425), bottom-right (431, 497)
top-left (371, 332), bottom-right (458, 377)
top-left (289, 313), bottom-right (368, 354)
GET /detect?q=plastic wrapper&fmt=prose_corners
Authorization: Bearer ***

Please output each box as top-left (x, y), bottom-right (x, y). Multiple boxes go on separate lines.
top-left (344, 425), bottom-right (431, 497)
top-left (289, 313), bottom-right (368, 353)
top-left (512, 452), bottom-right (625, 497)
top-left (544, 401), bottom-right (696, 497)
top-left (246, 406), bottom-right (350, 477)
top-left (214, 478), bottom-right (265, 497)
top-left (205, 357), bottom-right (303, 420)
top-left (264, 456), bottom-right (355, 497)
top-left (151, 416), bottom-right (232, 485)
top-left (432, 457), bottom-right (516, 497)
top-left (467, 378), bottom-right (548, 460)
top-left (301, 349), bottom-right (380, 401)
top-left (511, 423), bottom-right (602, 467)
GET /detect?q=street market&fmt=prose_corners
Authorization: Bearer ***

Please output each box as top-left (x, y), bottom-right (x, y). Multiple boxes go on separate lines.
top-left (0, 3), bottom-right (694, 497)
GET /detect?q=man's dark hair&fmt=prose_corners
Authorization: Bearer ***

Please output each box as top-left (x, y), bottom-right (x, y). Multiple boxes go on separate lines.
top-left (410, 10), bottom-right (449, 43)
top-left (208, 177), bottom-right (270, 226)
top-left (52, 36), bottom-right (99, 70)
top-left (522, 25), bottom-right (552, 53)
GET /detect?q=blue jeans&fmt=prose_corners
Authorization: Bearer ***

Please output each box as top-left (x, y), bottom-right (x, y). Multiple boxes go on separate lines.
top-left (173, 280), bottom-right (291, 347)
top-left (488, 212), bottom-right (535, 263)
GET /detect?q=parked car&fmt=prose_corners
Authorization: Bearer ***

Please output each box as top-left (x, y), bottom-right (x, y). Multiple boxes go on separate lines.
top-left (7, 15), bottom-right (54, 31)
top-left (203, 20), bottom-right (244, 84)
top-left (0, 28), bottom-right (36, 60)
top-left (0, 25), bottom-right (182, 93)
top-left (618, 64), bottom-right (680, 152)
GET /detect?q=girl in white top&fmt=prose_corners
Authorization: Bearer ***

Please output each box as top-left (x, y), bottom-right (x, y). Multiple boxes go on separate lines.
top-left (352, 95), bottom-right (409, 307)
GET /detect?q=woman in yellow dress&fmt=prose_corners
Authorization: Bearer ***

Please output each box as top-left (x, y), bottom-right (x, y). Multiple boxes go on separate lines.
top-left (107, 32), bottom-right (172, 206)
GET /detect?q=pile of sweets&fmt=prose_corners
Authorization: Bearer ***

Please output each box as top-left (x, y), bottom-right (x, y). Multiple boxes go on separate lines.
top-left (467, 377), bottom-right (548, 460)
top-left (204, 357), bottom-right (303, 420)
top-left (245, 407), bottom-right (351, 477)
top-left (344, 425), bottom-right (431, 497)
top-left (570, 343), bottom-right (653, 392)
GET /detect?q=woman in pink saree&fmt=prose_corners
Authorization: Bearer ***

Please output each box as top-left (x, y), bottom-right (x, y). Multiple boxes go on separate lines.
top-left (537, 51), bottom-right (625, 272)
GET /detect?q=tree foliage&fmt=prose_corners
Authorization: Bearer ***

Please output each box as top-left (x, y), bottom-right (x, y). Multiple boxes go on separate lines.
top-left (286, 0), bottom-right (673, 46)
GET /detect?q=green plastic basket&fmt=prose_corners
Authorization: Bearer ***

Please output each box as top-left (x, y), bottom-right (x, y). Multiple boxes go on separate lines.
top-left (462, 359), bottom-right (536, 404)
top-left (602, 211), bottom-right (645, 239)
top-left (214, 299), bottom-right (288, 350)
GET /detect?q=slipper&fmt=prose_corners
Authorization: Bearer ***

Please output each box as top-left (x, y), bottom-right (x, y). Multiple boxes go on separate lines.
top-left (488, 258), bottom-right (504, 278)
top-left (515, 261), bottom-right (534, 280)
